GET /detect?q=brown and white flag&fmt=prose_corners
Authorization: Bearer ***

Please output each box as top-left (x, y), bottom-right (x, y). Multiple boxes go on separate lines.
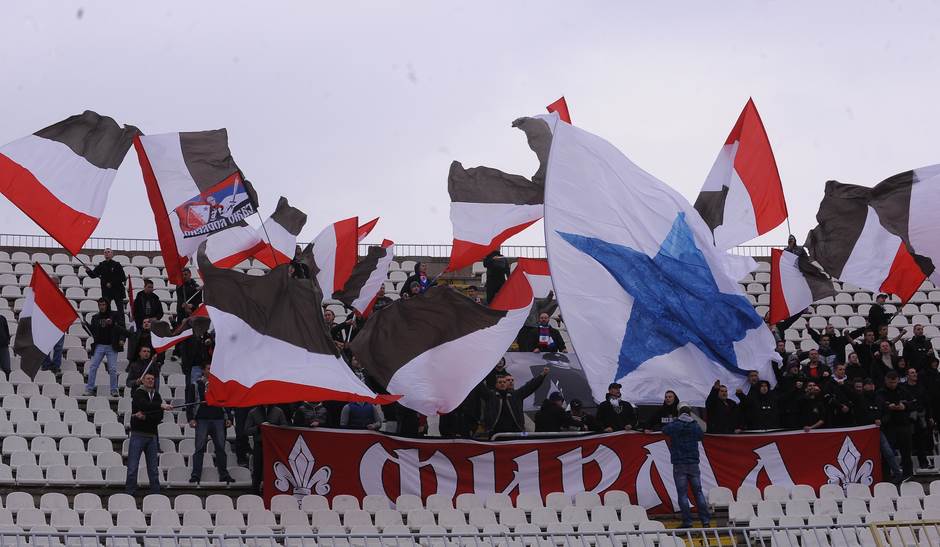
top-left (332, 240), bottom-right (395, 316)
top-left (769, 249), bottom-right (836, 324)
top-left (252, 196), bottom-right (308, 268)
top-left (0, 111), bottom-right (139, 254)
top-left (196, 244), bottom-right (394, 407)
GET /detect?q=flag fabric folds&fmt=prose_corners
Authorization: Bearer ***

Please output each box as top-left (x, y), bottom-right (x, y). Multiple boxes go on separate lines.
top-left (546, 96), bottom-right (572, 124)
top-left (149, 321), bottom-right (194, 353)
top-left (312, 217), bottom-right (360, 297)
top-left (204, 222), bottom-right (264, 268)
top-left (694, 99), bottom-right (787, 250)
top-left (357, 217), bottom-right (379, 242)
top-left (0, 111), bottom-right (139, 254)
top-left (196, 244), bottom-right (392, 407)
top-left (491, 257), bottom-right (552, 309)
top-left (444, 116), bottom-right (554, 272)
top-left (333, 240), bottom-right (395, 315)
top-left (134, 129), bottom-right (258, 285)
top-left (350, 284), bottom-right (533, 416)
top-left (13, 264), bottom-right (78, 378)
top-left (805, 180), bottom-right (927, 303)
top-left (769, 249), bottom-right (836, 324)
top-left (542, 113), bottom-right (780, 406)
top-left (252, 196), bottom-right (308, 268)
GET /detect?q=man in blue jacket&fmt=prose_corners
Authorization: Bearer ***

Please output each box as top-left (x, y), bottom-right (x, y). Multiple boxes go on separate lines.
top-left (662, 403), bottom-right (711, 528)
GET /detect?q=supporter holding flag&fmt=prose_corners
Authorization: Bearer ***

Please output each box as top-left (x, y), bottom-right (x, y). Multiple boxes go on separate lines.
top-left (83, 298), bottom-right (126, 397)
top-left (126, 345), bottom-right (160, 391)
top-left (13, 264), bottom-right (78, 379)
top-left (132, 279), bottom-right (163, 332)
top-left (175, 269), bottom-right (202, 325)
top-left (85, 248), bottom-right (127, 317)
top-left (0, 111), bottom-right (139, 254)
top-left (126, 371), bottom-right (172, 496)
top-left (868, 293), bottom-right (890, 334)
top-left (186, 362), bottom-right (235, 485)
top-left (595, 382), bottom-right (638, 432)
top-left (483, 250), bottom-right (511, 303)
top-left (38, 274), bottom-right (65, 376)
top-left (768, 247), bottom-right (835, 325)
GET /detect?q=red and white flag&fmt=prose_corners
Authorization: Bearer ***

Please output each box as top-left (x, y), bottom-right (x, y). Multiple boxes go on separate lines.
top-left (546, 96), bottom-right (572, 124)
top-left (252, 197), bottom-right (308, 268)
top-left (13, 264), bottom-right (78, 378)
top-left (769, 249), bottom-right (836, 324)
top-left (357, 217), bottom-right (379, 242)
top-left (333, 240), bottom-right (395, 315)
top-left (807, 181), bottom-right (927, 303)
top-left (313, 217), bottom-right (361, 297)
top-left (134, 129), bottom-right (258, 285)
top-left (445, 116), bottom-right (554, 272)
top-left (149, 321), bottom-right (194, 353)
top-left (490, 257), bottom-right (553, 309)
top-left (694, 99), bottom-right (788, 250)
top-left (0, 111), bottom-right (139, 254)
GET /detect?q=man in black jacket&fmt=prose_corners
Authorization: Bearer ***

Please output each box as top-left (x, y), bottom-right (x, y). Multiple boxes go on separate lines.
top-left (186, 363), bottom-right (235, 484)
top-left (126, 371), bottom-right (172, 495)
top-left (799, 382), bottom-right (827, 432)
top-left (534, 392), bottom-right (579, 432)
top-left (84, 299), bottom-right (125, 397)
top-left (903, 324), bottom-right (935, 372)
top-left (483, 251), bottom-right (510, 303)
top-left (852, 330), bottom-right (879, 379)
top-left (705, 381), bottom-right (738, 434)
top-left (740, 380), bottom-right (780, 430)
top-left (523, 312), bottom-right (566, 353)
top-left (175, 269), bottom-right (202, 325)
top-left (807, 324), bottom-right (859, 365)
top-left (868, 294), bottom-right (890, 334)
top-left (85, 248), bottom-right (127, 317)
top-left (132, 279), bottom-right (163, 331)
top-left (483, 368), bottom-right (548, 436)
top-left (126, 346), bottom-right (159, 391)
top-left (245, 405), bottom-right (288, 495)
top-left (852, 378), bottom-right (903, 481)
top-left (878, 371), bottom-right (916, 479)
top-left (595, 382), bottom-right (638, 432)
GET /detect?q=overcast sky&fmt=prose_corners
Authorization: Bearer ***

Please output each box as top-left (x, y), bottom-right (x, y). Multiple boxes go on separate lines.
top-left (2, 1), bottom-right (940, 249)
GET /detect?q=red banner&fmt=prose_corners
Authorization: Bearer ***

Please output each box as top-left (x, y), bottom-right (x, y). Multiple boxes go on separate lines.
top-left (262, 426), bottom-right (880, 514)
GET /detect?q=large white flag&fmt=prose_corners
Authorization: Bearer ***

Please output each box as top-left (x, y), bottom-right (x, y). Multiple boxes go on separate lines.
top-left (542, 114), bottom-right (780, 405)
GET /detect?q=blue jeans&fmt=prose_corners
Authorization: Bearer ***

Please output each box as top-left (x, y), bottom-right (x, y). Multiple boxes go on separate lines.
top-left (192, 419), bottom-right (228, 480)
top-left (126, 433), bottom-right (160, 495)
top-left (881, 431), bottom-right (903, 479)
top-left (673, 463), bottom-right (711, 526)
top-left (190, 366), bottom-right (204, 386)
top-left (41, 337), bottom-right (64, 371)
top-left (85, 345), bottom-right (118, 392)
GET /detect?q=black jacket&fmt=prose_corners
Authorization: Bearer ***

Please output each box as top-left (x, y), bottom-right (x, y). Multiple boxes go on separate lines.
top-left (130, 388), bottom-right (164, 435)
top-left (291, 402), bottom-right (328, 428)
top-left (175, 279), bottom-right (202, 321)
top-left (88, 310), bottom-right (125, 350)
top-left (645, 402), bottom-right (679, 431)
top-left (533, 401), bottom-right (579, 432)
top-left (483, 253), bottom-right (510, 303)
top-left (705, 387), bottom-right (738, 434)
top-left (185, 379), bottom-right (232, 422)
top-left (868, 304), bottom-right (889, 334)
top-left (401, 263), bottom-right (436, 296)
top-left (740, 391), bottom-right (781, 430)
top-left (86, 260), bottom-right (126, 299)
top-left (133, 291), bottom-right (163, 328)
top-left (852, 391), bottom-right (882, 426)
top-left (903, 336), bottom-right (934, 371)
top-left (877, 384), bottom-right (918, 428)
top-left (595, 399), bottom-right (638, 431)
top-left (0, 320), bottom-right (9, 347)
top-left (798, 395), bottom-right (827, 428)
top-left (519, 324), bottom-right (567, 353)
top-left (245, 405), bottom-right (288, 438)
top-left (483, 374), bottom-right (546, 434)
top-left (125, 359), bottom-right (160, 389)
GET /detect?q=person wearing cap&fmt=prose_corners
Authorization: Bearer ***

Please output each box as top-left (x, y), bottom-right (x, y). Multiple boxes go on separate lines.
top-left (662, 403), bottom-right (711, 528)
top-left (534, 392), bottom-right (579, 432)
top-left (868, 293), bottom-right (890, 335)
top-left (596, 382), bottom-right (638, 432)
top-left (568, 399), bottom-right (596, 432)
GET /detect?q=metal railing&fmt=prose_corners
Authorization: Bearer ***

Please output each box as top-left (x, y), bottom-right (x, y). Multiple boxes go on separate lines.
top-left (0, 521), bottom-right (932, 547)
top-left (0, 233), bottom-right (781, 260)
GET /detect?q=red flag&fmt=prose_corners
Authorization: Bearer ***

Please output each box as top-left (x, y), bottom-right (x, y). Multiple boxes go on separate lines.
top-left (546, 96), bottom-right (571, 124)
top-left (357, 217), bottom-right (379, 242)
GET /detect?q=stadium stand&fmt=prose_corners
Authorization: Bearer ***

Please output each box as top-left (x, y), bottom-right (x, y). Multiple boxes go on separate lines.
top-left (1, 240), bottom-right (940, 544)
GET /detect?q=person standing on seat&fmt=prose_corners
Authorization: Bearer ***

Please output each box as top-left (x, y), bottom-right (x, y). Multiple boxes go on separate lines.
top-left (662, 403), bottom-right (711, 529)
top-left (84, 298), bottom-right (125, 397)
top-left (186, 362), bottom-right (235, 484)
top-left (126, 371), bottom-right (172, 495)
top-left (85, 248), bottom-right (127, 317)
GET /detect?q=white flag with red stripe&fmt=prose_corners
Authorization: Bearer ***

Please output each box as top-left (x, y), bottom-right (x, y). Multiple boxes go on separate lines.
top-left (13, 264), bottom-right (78, 378)
top-left (769, 249), bottom-right (836, 324)
top-left (0, 112), bottom-right (139, 254)
top-left (205, 223), bottom-right (265, 268)
top-left (695, 99), bottom-right (788, 250)
top-left (333, 240), bottom-right (395, 315)
top-left (313, 217), bottom-right (362, 297)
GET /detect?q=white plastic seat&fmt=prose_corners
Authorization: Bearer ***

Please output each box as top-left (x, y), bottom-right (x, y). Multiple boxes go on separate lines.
top-left (236, 495), bottom-right (266, 514)
top-left (515, 493), bottom-right (543, 511)
top-left (791, 484), bottom-right (818, 501)
top-left (331, 494), bottom-right (361, 513)
top-left (736, 485), bottom-right (762, 503)
top-left (454, 493), bottom-right (483, 513)
top-left (484, 494), bottom-right (512, 512)
top-left (206, 494), bottom-right (236, 514)
top-left (545, 492), bottom-right (570, 510)
top-left (82, 509), bottom-right (114, 530)
top-left (362, 495), bottom-right (392, 514)
top-left (573, 492), bottom-right (601, 509)
top-left (73, 493), bottom-right (103, 513)
top-left (394, 494), bottom-right (423, 513)
top-left (873, 482), bottom-right (898, 500)
top-left (424, 494), bottom-right (453, 514)
top-left (309, 509), bottom-right (341, 528)
top-left (845, 483), bottom-right (871, 500)
top-left (300, 495), bottom-right (330, 514)
top-left (900, 481), bottom-right (926, 499)
top-left (707, 486), bottom-right (733, 508)
top-left (728, 500), bottom-right (756, 524)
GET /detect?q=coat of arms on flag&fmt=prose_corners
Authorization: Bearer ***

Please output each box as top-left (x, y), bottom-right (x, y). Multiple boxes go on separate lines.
top-left (174, 172), bottom-right (256, 238)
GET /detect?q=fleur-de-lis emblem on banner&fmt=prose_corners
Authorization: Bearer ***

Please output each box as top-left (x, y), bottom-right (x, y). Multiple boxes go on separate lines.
top-left (823, 437), bottom-right (873, 493)
top-left (273, 436), bottom-right (332, 498)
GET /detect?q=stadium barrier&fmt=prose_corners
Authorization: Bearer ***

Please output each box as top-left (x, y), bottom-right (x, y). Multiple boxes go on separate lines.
top-left (0, 521), bottom-right (936, 546)
top-left (0, 233), bottom-right (780, 259)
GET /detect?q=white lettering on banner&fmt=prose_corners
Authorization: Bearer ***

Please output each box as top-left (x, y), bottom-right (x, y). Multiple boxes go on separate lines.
top-left (359, 443), bottom-right (457, 499)
top-left (741, 443), bottom-right (795, 489)
top-left (469, 451), bottom-right (542, 497)
top-left (636, 440), bottom-right (678, 511)
top-left (557, 446), bottom-right (621, 495)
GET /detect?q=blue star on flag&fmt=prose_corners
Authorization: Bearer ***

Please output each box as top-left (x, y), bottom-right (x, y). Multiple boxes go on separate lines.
top-left (558, 213), bottom-right (761, 381)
